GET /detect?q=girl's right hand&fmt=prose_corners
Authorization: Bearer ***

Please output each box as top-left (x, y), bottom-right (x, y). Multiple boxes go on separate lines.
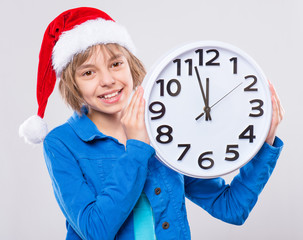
top-left (121, 86), bottom-right (150, 144)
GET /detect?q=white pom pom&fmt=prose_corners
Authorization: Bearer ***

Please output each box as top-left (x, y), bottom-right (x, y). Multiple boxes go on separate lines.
top-left (19, 115), bottom-right (48, 144)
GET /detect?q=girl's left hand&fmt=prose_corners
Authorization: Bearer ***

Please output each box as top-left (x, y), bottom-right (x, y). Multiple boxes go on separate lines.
top-left (265, 81), bottom-right (284, 145)
top-left (121, 86), bottom-right (150, 144)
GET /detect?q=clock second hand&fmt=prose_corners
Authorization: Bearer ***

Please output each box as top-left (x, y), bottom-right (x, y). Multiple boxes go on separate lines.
top-left (195, 82), bottom-right (243, 121)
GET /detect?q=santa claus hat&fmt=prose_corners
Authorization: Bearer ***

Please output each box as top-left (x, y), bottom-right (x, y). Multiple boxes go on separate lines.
top-left (19, 7), bottom-right (136, 144)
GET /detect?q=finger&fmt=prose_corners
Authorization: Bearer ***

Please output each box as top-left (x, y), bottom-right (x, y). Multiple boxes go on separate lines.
top-left (271, 94), bottom-right (279, 126)
top-left (123, 88), bottom-right (140, 118)
top-left (269, 82), bottom-right (284, 121)
top-left (131, 86), bottom-right (143, 119)
top-left (138, 94), bottom-right (146, 122)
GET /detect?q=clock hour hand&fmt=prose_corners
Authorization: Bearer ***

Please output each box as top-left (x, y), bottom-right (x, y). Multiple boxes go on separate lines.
top-left (194, 67), bottom-right (211, 121)
top-left (195, 82), bottom-right (243, 121)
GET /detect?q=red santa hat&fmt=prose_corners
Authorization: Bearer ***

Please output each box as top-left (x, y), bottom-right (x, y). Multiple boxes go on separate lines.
top-left (19, 7), bottom-right (136, 144)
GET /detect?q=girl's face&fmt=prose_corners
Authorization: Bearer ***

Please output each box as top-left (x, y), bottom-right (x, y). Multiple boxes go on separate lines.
top-left (75, 46), bottom-right (134, 118)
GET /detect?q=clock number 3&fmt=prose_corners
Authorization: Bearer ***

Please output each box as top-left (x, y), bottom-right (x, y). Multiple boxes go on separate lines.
top-left (249, 99), bottom-right (264, 117)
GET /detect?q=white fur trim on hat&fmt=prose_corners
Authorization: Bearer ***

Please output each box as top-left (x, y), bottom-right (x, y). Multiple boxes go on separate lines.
top-left (52, 18), bottom-right (136, 77)
top-left (19, 115), bottom-right (48, 144)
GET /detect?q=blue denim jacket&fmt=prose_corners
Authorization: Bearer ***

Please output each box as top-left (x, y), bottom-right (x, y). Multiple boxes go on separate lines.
top-left (43, 110), bottom-right (283, 240)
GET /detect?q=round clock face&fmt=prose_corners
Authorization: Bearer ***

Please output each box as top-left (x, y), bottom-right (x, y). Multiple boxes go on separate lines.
top-left (143, 41), bottom-right (272, 178)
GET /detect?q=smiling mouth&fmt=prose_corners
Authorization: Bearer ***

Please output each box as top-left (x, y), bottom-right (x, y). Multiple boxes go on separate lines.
top-left (99, 89), bottom-right (123, 100)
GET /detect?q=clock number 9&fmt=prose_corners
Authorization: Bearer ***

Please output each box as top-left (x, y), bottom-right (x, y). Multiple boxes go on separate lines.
top-left (156, 79), bottom-right (181, 97)
top-left (149, 101), bottom-right (166, 120)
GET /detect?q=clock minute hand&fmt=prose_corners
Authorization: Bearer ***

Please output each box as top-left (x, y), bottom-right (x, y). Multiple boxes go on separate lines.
top-left (205, 77), bottom-right (211, 120)
top-left (195, 82), bottom-right (243, 121)
top-left (194, 67), bottom-right (211, 121)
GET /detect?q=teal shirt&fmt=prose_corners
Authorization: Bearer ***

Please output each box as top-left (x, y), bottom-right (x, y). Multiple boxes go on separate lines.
top-left (133, 193), bottom-right (156, 240)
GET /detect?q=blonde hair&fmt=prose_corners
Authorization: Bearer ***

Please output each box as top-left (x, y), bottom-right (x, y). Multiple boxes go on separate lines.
top-left (59, 44), bottom-right (146, 113)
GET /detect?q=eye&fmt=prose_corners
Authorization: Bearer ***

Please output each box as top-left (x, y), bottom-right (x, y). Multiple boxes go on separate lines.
top-left (111, 61), bottom-right (123, 68)
top-left (82, 70), bottom-right (93, 77)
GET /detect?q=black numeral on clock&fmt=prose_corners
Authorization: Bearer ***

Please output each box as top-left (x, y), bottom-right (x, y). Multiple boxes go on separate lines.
top-left (225, 145), bottom-right (239, 161)
top-left (172, 49), bottom-right (220, 76)
top-left (206, 49), bottom-right (220, 66)
top-left (198, 151), bottom-right (214, 169)
top-left (156, 125), bottom-right (173, 144)
top-left (173, 59), bottom-right (181, 76)
top-left (244, 75), bottom-right (258, 91)
top-left (156, 79), bottom-right (181, 97)
top-left (249, 99), bottom-right (264, 117)
top-left (177, 144), bottom-right (191, 160)
top-left (184, 59), bottom-right (193, 75)
top-left (149, 101), bottom-right (166, 120)
top-left (239, 125), bottom-right (256, 143)
top-left (229, 57), bottom-right (237, 74)
top-left (195, 49), bottom-right (220, 66)
top-left (178, 144), bottom-right (240, 164)
top-left (173, 58), bottom-right (193, 76)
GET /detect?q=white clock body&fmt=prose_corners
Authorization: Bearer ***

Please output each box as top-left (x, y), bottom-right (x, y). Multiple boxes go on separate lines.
top-left (143, 41), bottom-right (272, 178)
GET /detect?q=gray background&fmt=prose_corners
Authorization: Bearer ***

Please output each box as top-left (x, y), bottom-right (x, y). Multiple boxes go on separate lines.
top-left (1, 0), bottom-right (301, 239)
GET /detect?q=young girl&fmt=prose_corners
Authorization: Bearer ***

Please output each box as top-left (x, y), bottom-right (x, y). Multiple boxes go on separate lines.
top-left (20, 7), bottom-right (284, 240)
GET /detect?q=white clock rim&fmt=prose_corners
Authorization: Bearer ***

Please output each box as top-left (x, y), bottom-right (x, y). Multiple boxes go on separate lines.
top-left (143, 40), bottom-right (272, 179)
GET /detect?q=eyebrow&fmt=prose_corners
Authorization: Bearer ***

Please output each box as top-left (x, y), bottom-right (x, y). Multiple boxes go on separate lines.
top-left (76, 64), bottom-right (96, 72)
top-left (108, 53), bottom-right (124, 62)
top-left (76, 54), bottom-right (125, 72)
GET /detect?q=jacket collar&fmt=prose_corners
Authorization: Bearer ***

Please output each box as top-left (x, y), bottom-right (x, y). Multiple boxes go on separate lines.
top-left (67, 107), bottom-right (107, 142)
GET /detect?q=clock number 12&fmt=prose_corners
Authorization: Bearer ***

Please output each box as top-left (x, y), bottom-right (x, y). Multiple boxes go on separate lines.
top-left (173, 49), bottom-right (220, 76)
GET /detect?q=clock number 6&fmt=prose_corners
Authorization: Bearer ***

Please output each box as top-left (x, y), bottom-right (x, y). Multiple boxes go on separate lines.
top-left (198, 151), bottom-right (214, 170)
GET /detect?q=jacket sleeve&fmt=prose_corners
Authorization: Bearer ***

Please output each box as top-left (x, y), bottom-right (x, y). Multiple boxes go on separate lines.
top-left (43, 136), bottom-right (155, 240)
top-left (184, 137), bottom-right (283, 225)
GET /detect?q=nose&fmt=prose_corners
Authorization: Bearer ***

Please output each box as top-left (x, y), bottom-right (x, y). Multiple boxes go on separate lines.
top-left (98, 69), bottom-right (115, 87)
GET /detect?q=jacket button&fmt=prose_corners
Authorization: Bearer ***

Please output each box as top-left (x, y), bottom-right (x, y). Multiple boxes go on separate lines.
top-left (162, 222), bottom-right (170, 229)
top-left (154, 187), bottom-right (161, 195)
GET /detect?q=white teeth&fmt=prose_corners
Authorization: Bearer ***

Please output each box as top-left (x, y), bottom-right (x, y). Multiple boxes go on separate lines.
top-left (102, 91), bottom-right (119, 99)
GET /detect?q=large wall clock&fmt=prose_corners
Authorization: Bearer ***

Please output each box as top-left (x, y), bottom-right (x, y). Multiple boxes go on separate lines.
top-left (143, 41), bottom-right (272, 178)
